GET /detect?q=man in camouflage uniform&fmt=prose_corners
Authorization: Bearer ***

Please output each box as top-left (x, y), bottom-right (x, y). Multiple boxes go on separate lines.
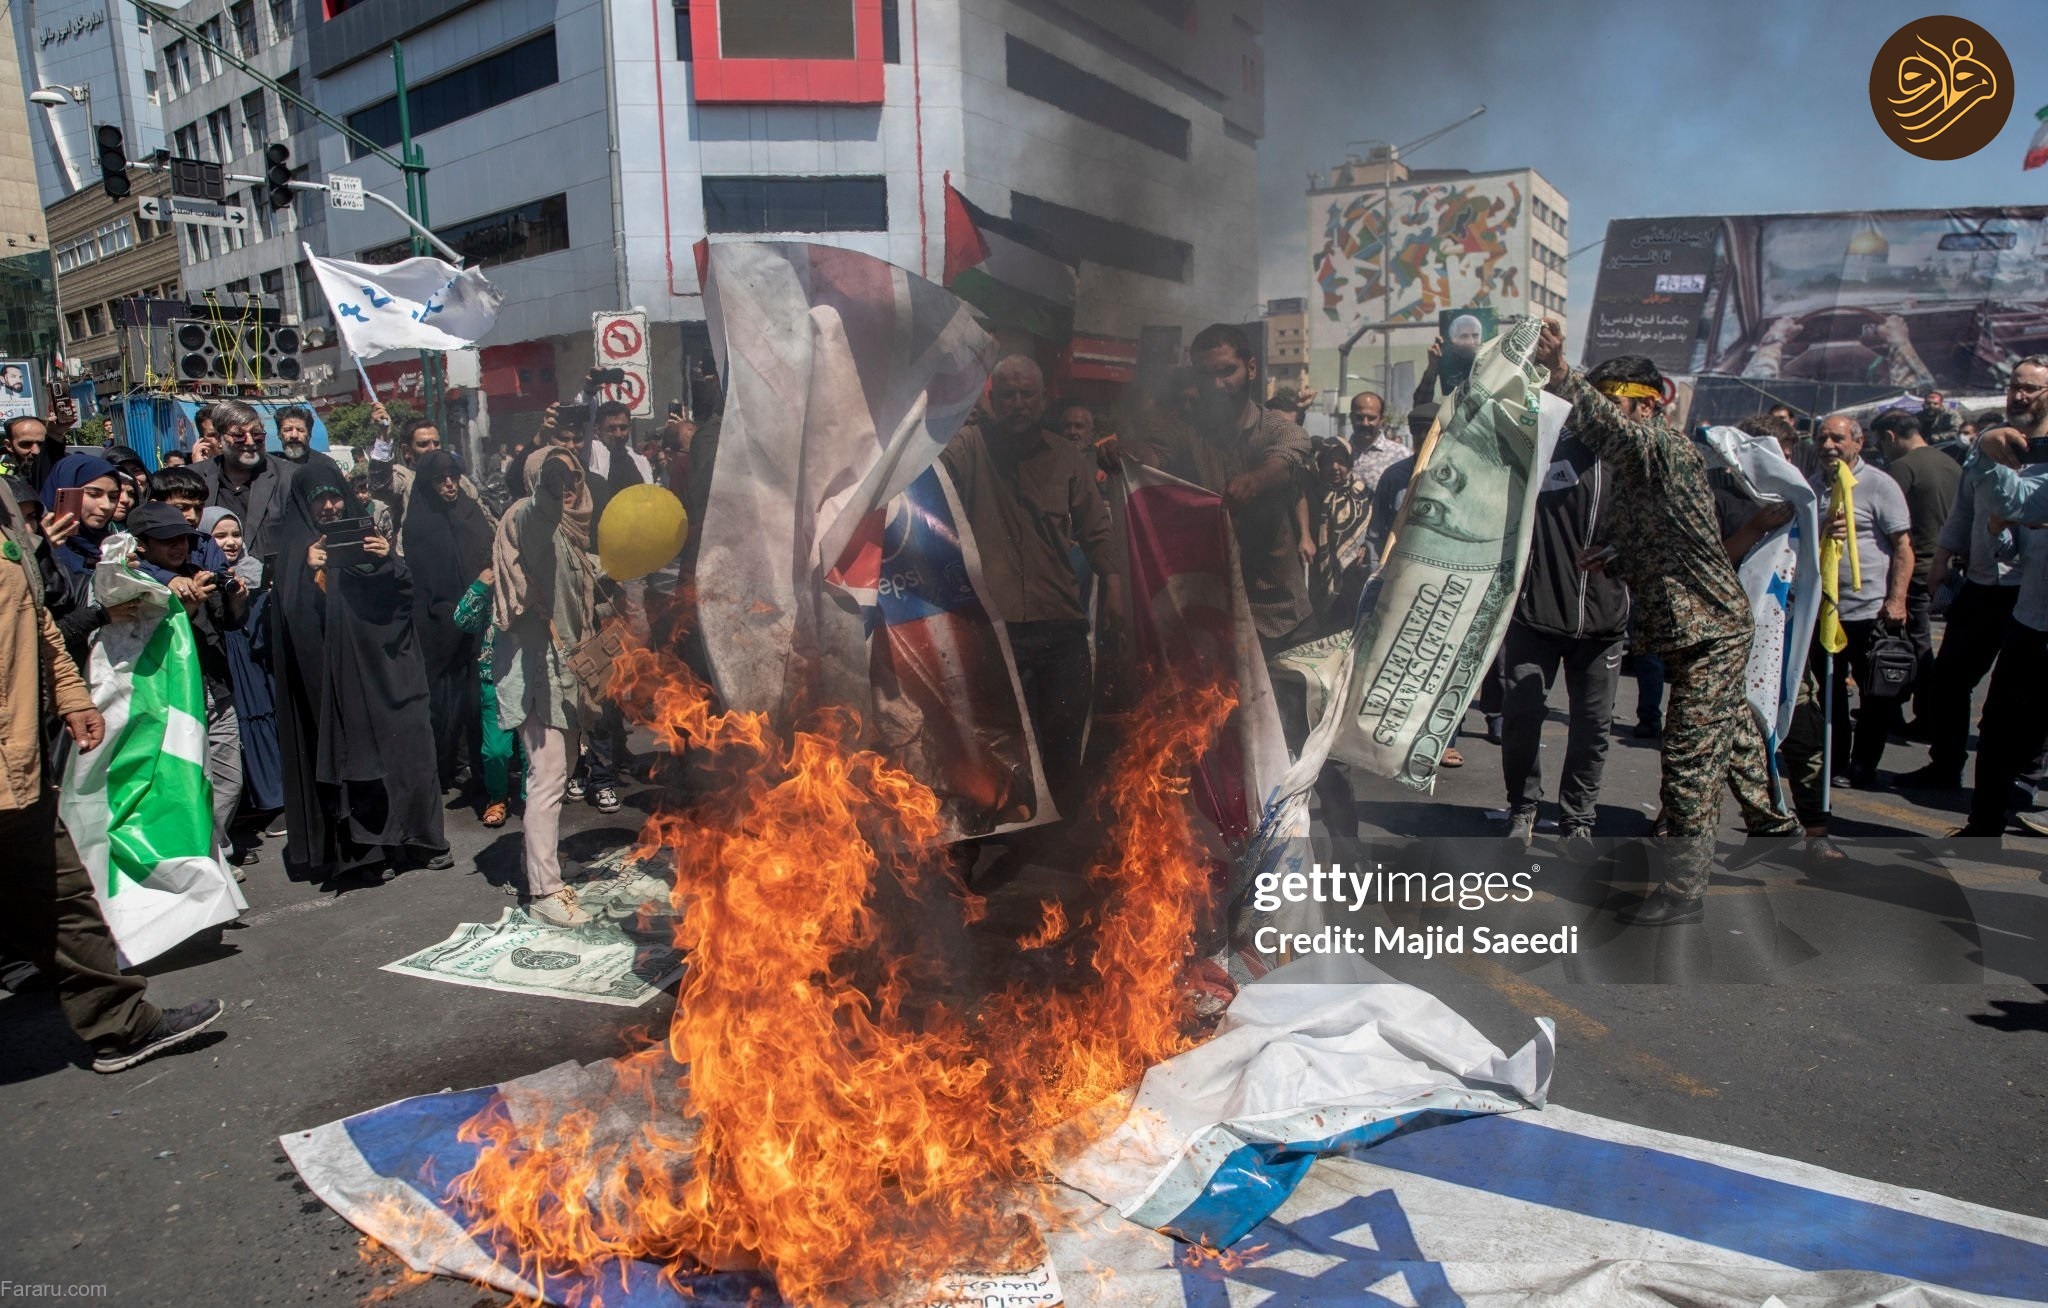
top-left (1533, 323), bottom-right (1798, 925)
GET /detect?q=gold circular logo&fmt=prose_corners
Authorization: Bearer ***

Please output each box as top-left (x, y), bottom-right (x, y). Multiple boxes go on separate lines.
top-left (1870, 16), bottom-right (2013, 160)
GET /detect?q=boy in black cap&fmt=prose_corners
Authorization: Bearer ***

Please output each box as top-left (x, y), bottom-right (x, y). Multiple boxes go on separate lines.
top-left (127, 503), bottom-right (251, 869)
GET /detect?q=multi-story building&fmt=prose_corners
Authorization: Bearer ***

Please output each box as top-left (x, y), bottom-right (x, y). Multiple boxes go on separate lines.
top-left (152, 0), bottom-right (342, 395)
top-left (46, 170), bottom-right (182, 386)
top-left (11, 0), bottom-right (166, 209)
top-left (1262, 295), bottom-right (1306, 399)
top-left (0, 3), bottom-right (48, 254)
top-left (1303, 152), bottom-right (1566, 411)
top-left (1, 2), bottom-right (57, 367)
top-left (302, 0), bottom-right (1266, 427)
top-left (10, 0), bottom-right (169, 379)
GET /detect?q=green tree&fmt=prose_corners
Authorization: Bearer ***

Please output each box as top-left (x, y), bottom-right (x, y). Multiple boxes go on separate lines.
top-left (323, 400), bottom-right (418, 451)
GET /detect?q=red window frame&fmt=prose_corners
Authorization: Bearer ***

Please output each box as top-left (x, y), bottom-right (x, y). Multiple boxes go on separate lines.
top-left (688, 0), bottom-right (885, 104)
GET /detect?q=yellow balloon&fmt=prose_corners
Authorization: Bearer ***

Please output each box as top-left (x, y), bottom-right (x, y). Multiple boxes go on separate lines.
top-left (597, 483), bottom-right (689, 582)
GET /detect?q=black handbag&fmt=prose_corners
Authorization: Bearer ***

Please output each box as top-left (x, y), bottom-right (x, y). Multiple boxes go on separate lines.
top-left (1863, 629), bottom-right (1917, 700)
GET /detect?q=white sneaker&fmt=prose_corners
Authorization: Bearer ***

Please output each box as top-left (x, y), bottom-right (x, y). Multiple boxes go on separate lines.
top-left (528, 888), bottom-right (592, 928)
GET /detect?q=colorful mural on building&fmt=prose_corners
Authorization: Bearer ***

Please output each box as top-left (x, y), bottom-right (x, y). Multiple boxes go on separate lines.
top-left (1310, 175), bottom-right (1527, 350)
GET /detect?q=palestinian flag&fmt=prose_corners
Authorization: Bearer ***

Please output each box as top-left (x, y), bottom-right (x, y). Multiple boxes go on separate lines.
top-left (60, 536), bottom-right (246, 966)
top-left (943, 183), bottom-right (1078, 343)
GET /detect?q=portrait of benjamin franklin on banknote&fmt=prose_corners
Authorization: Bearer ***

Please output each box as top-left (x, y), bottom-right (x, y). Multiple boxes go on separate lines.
top-left (1398, 417), bottom-right (1533, 558)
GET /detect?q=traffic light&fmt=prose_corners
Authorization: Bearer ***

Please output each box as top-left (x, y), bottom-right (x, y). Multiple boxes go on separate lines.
top-left (264, 143), bottom-right (291, 211)
top-left (96, 124), bottom-right (129, 200)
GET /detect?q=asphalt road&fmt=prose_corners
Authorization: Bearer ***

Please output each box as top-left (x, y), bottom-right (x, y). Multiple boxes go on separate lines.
top-left (1, 683), bottom-right (2043, 1306)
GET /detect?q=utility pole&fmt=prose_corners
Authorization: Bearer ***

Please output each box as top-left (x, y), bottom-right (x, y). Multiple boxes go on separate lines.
top-left (390, 41), bottom-right (445, 433)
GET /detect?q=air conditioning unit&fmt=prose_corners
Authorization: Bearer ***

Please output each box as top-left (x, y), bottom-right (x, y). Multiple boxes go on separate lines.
top-left (147, 91), bottom-right (160, 106)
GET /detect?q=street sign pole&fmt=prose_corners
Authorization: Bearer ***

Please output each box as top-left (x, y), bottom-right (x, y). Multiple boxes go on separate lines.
top-left (392, 40), bottom-right (446, 436)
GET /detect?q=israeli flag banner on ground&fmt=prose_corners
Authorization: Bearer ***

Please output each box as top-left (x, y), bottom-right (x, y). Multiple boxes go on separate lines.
top-left (287, 977), bottom-right (2047, 1306)
top-left (303, 243), bottom-right (505, 357)
top-left (58, 534), bottom-right (247, 966)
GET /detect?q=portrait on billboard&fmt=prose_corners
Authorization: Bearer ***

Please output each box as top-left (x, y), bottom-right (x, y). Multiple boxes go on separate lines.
top-left (1716, 212), bottom-right (2048, 390)
top-left (1588, 209), bottom-right (2048, 403)
top-left (0, 360), bottom-right (39, 422)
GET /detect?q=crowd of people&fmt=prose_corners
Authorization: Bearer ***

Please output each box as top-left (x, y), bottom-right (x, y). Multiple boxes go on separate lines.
top-left (3, 320), bottom-right (2042, 1070)
top-left (0, 385), bottom-right (713, 1071)
top-left (980, 323), bottom-right (2048, 927)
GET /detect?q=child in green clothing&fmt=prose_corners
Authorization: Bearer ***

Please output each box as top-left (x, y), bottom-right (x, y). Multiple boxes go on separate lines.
top-left (453, 569), bottom-right (523, 825)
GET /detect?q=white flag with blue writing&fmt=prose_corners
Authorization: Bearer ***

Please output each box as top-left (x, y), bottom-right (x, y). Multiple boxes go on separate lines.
top-left (303, 243), bottom-right (504, 357)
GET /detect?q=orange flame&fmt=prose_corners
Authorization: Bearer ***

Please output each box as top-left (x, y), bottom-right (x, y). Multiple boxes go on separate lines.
top-left (448, 642), bottom-right (1239, 1307)
top-left (354, 1222), bottom-right (440, 1305)
top-left (1017, 900), bottom-right (1068, 951)
top-left (1178, 1240), bottom-right (1268, 1275)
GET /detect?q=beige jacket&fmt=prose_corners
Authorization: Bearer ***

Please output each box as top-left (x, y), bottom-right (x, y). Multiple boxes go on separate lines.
top-left (0, 481), bottom-right (92, 812)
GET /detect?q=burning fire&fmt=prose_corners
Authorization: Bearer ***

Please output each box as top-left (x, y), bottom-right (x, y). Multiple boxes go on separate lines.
top-left (1016, 900), bottom-right (1069, 951)
top-left (448, 641), bottom-right (1238, 1307)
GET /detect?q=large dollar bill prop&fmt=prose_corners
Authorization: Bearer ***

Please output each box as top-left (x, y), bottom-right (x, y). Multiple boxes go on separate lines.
top-left (382, 858), bottom-right (683, 1007)
top-left (1232, 326), bottom-right (1566, 960)
top-left (1278, 321), bottom-right (1568, 790)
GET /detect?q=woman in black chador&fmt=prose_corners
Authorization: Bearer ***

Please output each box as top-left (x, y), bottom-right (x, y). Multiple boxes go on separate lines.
top-left (270, 454), bottom-right (449, 882)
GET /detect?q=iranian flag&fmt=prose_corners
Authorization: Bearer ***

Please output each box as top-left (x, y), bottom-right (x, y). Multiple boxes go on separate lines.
top-left (942, 182), bottom-right (1078, 343)
top-left (60, 535), bottom-right (246, 966)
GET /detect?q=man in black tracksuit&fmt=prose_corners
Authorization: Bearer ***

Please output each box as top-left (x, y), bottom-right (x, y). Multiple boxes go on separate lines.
top-left (1500, 425), bottom-right (1631, 842)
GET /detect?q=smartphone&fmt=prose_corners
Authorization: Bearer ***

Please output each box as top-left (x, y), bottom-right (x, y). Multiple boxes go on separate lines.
top-left (2024, 436), bottom-right (2048, 466)
top-left (53, 486), bottom-right (85, 521)
top-left (667, 401), bottom-right (683, 419)
top-left (322, 516), bottom-right (374, 552)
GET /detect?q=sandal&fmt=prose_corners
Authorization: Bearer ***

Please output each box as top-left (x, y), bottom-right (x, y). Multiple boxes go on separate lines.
top-left (482, 801), bottom-right (509, 828)
top-left (1439, 746), bottom-right (1465, 768)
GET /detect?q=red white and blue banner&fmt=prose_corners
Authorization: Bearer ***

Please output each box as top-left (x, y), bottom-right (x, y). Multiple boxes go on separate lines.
top-left (1119, 461), bottom-right (1290, 851)
top-left (696, 241), bottom-right (999, 723)
top-left (826, 464), bottom-right (1053, 839)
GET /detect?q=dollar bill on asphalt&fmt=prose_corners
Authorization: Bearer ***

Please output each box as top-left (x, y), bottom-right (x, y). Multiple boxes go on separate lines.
top-left (1308, 319), bottom-right (1568, 789)
top-left (382, 858), bottom-right (684, 1007)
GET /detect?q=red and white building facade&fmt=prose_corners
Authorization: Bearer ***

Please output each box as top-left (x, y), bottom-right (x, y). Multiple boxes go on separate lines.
top-left (307, 0), bottom-right (1267, 425)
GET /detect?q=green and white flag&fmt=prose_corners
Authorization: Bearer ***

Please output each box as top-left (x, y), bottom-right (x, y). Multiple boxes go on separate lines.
top-left (60, 534), bottom-right (246, 966)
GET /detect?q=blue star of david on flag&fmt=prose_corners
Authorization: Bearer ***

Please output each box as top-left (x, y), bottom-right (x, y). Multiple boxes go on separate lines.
top-left (303, 241), bottom-right (505, 356)
top-left (1176, 1192), bottom-right (1465, 1308)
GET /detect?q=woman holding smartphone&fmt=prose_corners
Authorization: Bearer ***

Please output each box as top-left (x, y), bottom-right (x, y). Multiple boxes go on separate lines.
top-left (36, 453), bottom-right (129, 671)
top-left (37, 453), bottom-right (121, 575)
